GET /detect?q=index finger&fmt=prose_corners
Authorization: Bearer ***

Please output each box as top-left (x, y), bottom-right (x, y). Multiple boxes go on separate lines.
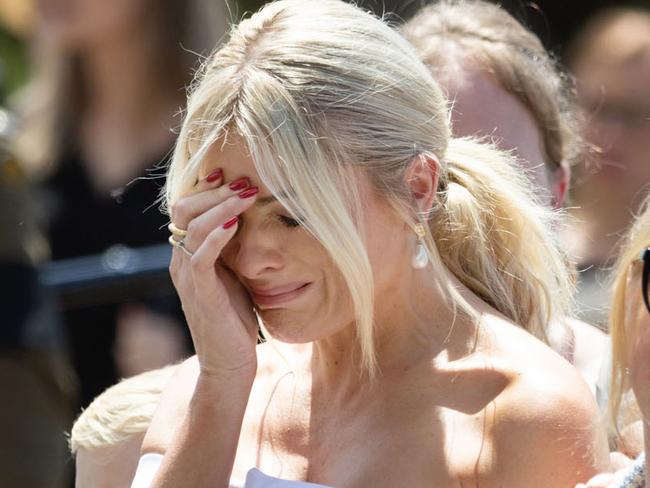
top-left (170, 174), bottom-right (250, 230)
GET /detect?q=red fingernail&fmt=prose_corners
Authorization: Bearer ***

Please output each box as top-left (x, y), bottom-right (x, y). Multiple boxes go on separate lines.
top-left (229, 177), bottom-right (250, 191)
top-left (223, 216), bottom-right (239, 229)
top-left (206, 169), bottom-right (223, 183)
top-left (238, 186), bottom-right (259, 199)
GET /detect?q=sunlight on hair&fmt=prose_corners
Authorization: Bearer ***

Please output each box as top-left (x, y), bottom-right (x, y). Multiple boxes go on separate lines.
top-left (165, 0), bottom-right (573, 378)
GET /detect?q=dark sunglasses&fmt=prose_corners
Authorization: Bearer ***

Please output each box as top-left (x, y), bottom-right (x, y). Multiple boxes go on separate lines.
top-left (640, 248), bottom-right (650, 315)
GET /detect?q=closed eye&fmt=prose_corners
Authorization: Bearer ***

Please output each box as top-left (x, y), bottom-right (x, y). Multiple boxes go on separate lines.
top-left (277, 215), bottom-right (301, 228)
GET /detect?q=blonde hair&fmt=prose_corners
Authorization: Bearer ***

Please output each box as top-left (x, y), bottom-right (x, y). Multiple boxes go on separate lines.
top-left (165, 0), bottom-right (573, 377)
top-left (69, 366), bottom-right (175, 453)
top-left (607, 196), bottom-right (650, 433)
top-left (401, 0), bottom-right (582, 172)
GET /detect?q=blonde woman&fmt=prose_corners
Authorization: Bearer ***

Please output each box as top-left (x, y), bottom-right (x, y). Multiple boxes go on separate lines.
top-left (577, 198), bottom-right (650, 487)
top-left (401, 0), bottom-right (608, 403)
top-left (128, 1), bottom-right (608, 486)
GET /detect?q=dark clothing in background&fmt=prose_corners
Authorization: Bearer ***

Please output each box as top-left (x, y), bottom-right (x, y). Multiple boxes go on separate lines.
top-left (45, 152), bottom-right (170, 260)
top-left (1, 153), bottom-right (76, 488)
top-left (42, 151), bottom-right (189, 408)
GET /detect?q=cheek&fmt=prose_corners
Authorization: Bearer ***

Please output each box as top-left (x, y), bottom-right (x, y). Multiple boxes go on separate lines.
top-left (260, 241), bottom-right (354, 337)
top-left (219, 238), bottom-right (239, 269)
top-left (363, 215), bottom-right (408, 292)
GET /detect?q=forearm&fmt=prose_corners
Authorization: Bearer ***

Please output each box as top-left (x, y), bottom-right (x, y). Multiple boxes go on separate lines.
top-left (150, 372), bottom-right (254, 488)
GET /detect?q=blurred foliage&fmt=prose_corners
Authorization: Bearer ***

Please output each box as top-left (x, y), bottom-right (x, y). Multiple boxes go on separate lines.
top-left (0, 28), bottom-right (27, 103)
top-left (0, 0), bottom-right (32, 101)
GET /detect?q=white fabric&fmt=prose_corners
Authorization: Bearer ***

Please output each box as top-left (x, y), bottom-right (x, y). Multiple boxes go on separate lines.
top-left (131, 453), bottom-right (332, 488)
top-left (131, 454), bottom-right (166, 488)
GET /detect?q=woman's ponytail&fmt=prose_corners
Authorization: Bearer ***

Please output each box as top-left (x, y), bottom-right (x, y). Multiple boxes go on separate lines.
top-left (431, 137), bottom-right (574, 342)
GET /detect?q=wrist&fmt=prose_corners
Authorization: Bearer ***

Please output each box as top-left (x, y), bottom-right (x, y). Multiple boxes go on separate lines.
top-left (199, 356), bottom-right (257, 381)
top-left (196, 362), bottom-right (257, 395)
top-left (188, 370), bottom-right (255, 423)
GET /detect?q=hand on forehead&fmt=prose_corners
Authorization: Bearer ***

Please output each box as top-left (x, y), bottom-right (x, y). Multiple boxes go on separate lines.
top-left (199, 137), bottom-right (266, 191)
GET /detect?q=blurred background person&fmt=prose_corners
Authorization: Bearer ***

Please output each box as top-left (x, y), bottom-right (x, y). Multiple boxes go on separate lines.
top-left (0, 3), bottom-right (76, 486)
top-left (565, 7), bottom-right (650, 329)
top-left (401, 0), bottom-right (608, 402)
top-left (577, 196), bottom-right (650, 488)
top-left (12, 0), bottom-right (229, 409)
top-left (0, 114), bottom-right (77, 487)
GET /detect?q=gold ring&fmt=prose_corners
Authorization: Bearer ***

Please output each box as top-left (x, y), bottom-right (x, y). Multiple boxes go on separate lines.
top-left (168, 222), bottom-right (188, 237)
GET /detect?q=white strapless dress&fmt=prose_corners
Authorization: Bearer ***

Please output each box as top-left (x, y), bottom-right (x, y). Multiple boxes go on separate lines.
top-left (131, 453), bottom-right (333, 488)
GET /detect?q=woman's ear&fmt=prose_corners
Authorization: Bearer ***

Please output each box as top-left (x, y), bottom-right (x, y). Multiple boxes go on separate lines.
top-left (404, 154), bottom-right (440, 215)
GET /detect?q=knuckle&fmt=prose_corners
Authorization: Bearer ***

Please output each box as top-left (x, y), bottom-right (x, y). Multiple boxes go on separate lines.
top-left (169, 201), bottom-right (184, 222)
top-left (186, 218), bottom-right (199, 235)
top-left (190, 254), bottom-right (204, 272)
top-left (187, 219), bottom-right (208, 246)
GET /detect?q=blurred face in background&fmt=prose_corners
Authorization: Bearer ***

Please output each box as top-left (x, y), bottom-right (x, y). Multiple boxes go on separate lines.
top-left (36, 0), bottom-right (153, 50)
top-left (436, 63), bottom-right (564, 208)
top-left (570, 10), bottom-right (650, 209)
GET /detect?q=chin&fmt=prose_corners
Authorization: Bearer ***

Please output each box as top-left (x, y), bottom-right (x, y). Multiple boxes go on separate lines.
top-left (258, 310), bottom-right (320, 344)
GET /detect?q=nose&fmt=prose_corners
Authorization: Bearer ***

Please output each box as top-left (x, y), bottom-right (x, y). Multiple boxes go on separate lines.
top-left (222, 226), bottom-right (285, 280)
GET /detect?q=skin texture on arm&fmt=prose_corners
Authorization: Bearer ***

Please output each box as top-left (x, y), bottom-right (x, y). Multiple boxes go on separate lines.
top-left (141, 356), bottom-right (255, 488)
top-left (76, 433), bottom-right (145, 488)
top-left (140, 358), bottom-right (200, 455)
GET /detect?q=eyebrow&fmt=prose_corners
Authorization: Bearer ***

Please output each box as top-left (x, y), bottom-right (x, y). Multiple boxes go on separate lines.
top-left (256, 195), bottom-right (278, 206)
top-left (255, 191), bottom-right (294, 207)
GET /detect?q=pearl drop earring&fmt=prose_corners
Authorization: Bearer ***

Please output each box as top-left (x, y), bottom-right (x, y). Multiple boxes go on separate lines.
top-left (412, 223), bottom-right (429, 269)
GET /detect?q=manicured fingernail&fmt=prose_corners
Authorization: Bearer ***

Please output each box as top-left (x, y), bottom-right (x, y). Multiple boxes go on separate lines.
top-left (223, 216), bottom-right (239, 229)
top-left (206, 168), bottom-right (222, 183)
top-left (229, 177), bottom-right (249, 191)
top-left (238, 186), bottom-right (259, 199)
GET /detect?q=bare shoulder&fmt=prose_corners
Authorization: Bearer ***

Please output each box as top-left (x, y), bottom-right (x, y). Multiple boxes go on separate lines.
top-left (485, 319), bottom-right (610, 487)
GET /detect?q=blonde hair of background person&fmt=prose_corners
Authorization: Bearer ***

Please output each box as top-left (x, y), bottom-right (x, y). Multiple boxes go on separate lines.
top-left (576, 198), bottom-right (650, 488)
top-left (12, 0), bottom-right (229, 177)
top-left (70, 365), bottom-right (176, 488)
top-left (124, 0), bottom-right (609, 486)
top-left (609, 196), bottom-right (650, 445)
top-left (401, 0), bottom-right (608, 400)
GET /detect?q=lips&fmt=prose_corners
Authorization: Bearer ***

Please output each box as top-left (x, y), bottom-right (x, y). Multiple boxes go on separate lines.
top-left (250, 282), bottom-right (312, 308)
